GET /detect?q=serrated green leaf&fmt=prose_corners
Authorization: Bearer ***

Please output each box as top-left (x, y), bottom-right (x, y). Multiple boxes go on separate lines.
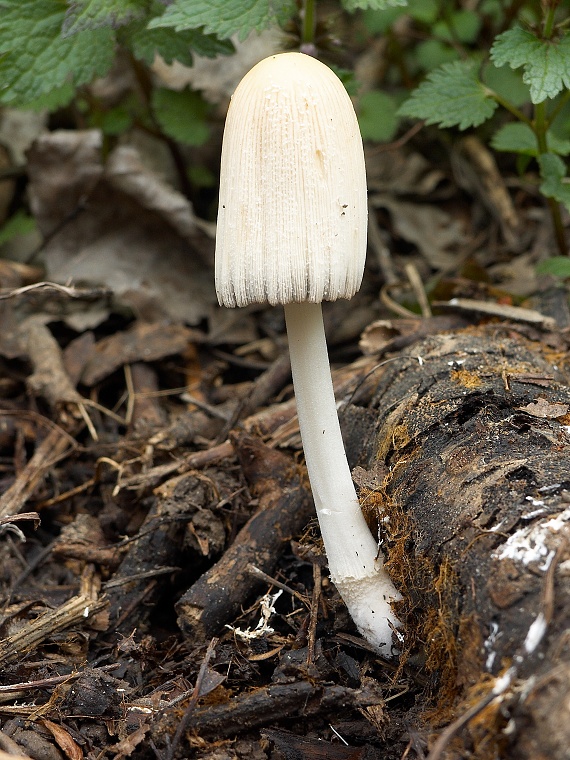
top-left (342, 0), bottom-right (407, 11)
top-left (492, 122), bottom-right (570, 157)
top-left (536, 256), bottom-right (570, 278)
top-left (148, 0), bottom-right (296, 40)
top-left (152, 87), bottom-right (210, 146)
top-left (491, 27), bottom-right (570, 104)
top-left (126, 23), bottom-right (233, 67)
top-left (491, 123), bottom-right (537, 155)
top-left (539, 152), bottom-right (570, 210)
top-left (21, 82), bottom-right (76, 110)
top-left (63, 0), bottom-right (144, 36)
top-left (398, 60), bottom-right (497, 130)
top-left (358, 90), bottom-right (399, 142)
top-left (0, 0), bottom-right (115, 106)
top-left (0, 212), bottom-right (36, 247)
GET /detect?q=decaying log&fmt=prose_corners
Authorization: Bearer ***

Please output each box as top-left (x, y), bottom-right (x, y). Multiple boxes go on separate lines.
top-left (366, 327), bottom-right (570, 759)
top-left (176, 434), bottom-right (313, 639)
top-left (154, 679), bottom-right (385, 741)
top-left (105, 470), bottom-right (222, 631)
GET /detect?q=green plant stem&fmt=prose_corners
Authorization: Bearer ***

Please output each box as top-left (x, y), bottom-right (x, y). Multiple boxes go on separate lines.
top-left (301, 0), bottom-right (316, 46)
top-left (543, 4), bottom-right (558, 38)
top-left (486, 89), bottom-right (533, 127)
top-left (534, 100), bottom-right (548, 153)
top-left (547, 88), bottom-right (570, 124)
top-left (548, 199), bottom-right (567, 255)
top-left (533, 99), bottom-right (567, 255)
top-left (500, 0), bottom-right (528, 32)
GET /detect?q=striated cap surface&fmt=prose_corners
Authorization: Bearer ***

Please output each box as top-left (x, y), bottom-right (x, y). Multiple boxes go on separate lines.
top-left (215, 52), bottom-right (368, 308)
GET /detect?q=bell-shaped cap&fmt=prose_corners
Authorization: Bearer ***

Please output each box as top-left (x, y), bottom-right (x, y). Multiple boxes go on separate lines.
top-left (215, 52), bottom-right (368, 308)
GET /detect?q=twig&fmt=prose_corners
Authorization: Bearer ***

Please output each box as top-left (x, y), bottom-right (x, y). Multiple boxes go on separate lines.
top-left (404, 262), bottom-right (432, 318)
top-left (0, 281), bottom-right (110, 301)
top-left (247, 564), bottom-right (308, 605)
top-left (380, 282), bottom-right (419, 318)
top-left (368, 212), bottom-right (398, 286)
top-left (0, 566), bottom-right (106, 666)
top-left (0, 665), bottom-right (119, 694)
top-left (306, 563), bottom-right (322, 665)
top-left (0, 427), bottom-right (77, 519)
top-left (166, 638), bottom-right (218, 760)
top-left (367, 120), bottom-right (425, 154)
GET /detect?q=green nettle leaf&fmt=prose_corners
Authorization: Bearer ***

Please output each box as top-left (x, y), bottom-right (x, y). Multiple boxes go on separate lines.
top-left (492, 122), bottom-right (570, 157)
top-left (152, 87), bottom-right (210, 146)
top-left (342, 0), bottom-right (407, 11)
top-left (539, 152), bottom-right (570, 210)
top-left (126, 24), bottom-right (233, 67)
top-left (22, 82), bottom-right (76, 111)
top-left (148, 0), bottom-right (296, 40)
top-left (491, 27), bottom-right (570, 104)
top-left (62, 0), bottom-right (144, 36)
top-left (536, 256), bottom-right (570, 278)
top-left (358, 90), bottom-right (399, 142)
top-left (398, 60), bottom-right (497, 129)
top-left (491, 123), bottom-right (537, 155)
top-left (0, 0), bottom-right (115, 105)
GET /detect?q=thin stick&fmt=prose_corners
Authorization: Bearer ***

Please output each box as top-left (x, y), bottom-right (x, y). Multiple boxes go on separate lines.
top-left (306, 563), bottom-right (322, 665)
top-left (166, 639), bottom-right (218, 760)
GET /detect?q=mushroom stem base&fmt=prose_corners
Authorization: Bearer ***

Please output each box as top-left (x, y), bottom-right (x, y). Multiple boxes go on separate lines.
top-left (284, 301), bottom-right (401, 654)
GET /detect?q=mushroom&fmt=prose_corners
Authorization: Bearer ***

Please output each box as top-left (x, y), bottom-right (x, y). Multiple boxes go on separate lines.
top-left (215, 52), bottom-right (401, 654)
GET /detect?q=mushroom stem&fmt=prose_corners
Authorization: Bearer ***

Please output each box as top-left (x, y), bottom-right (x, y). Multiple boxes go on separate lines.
top-left (284, 301), bottom-right (401, 654)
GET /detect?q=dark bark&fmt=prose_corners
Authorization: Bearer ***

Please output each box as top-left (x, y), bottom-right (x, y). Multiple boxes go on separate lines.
top-left (176, 434), bottom-right (313, 640)
top-left (106, 472), bottom-right (220, 631)
top-left (364, 327), bottom-right (570, 759)
top-left (154, 680), bottom-right (385, 742)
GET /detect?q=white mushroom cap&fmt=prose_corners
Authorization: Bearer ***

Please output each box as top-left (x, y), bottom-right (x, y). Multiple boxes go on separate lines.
top-left (215, 52), bottom-right (368, 308)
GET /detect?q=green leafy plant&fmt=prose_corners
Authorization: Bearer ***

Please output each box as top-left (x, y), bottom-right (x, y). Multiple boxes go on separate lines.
top-left (0, 1), bottom-right (234, 109)
top-left (398, 0), bottom-right (570, 255)
top-left (4, 0), bottom-right (568, 258)
top-left (0, 0), bottom-right (237, 201)
top-left (0, 0), bottom-right (403, 111)
top-left (0, 0), bottom-right (401, 177)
